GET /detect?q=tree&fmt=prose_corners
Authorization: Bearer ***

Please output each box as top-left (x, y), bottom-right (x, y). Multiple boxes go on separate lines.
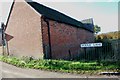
top-left (94, 25), bottom-right (101, 34)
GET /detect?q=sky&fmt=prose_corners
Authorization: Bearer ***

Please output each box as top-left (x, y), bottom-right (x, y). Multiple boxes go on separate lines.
top-left (0, 0), bottom-right (119, 34)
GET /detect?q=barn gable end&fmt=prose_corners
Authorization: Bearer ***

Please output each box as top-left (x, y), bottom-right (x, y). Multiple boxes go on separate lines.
top-left (5, 0), bottom-right (44, 58)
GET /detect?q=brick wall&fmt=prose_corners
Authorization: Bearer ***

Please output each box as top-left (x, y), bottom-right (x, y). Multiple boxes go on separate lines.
top-left (5, 1), bottom-right (44, 58)
top-left (0, 29), bottom-right (2, 46)
top-left (41, 18), bottom-right (94, 60)
top-left (5, 0), bottom-right (94, 59)
top-left (41, 17), bottom-right (51, 59)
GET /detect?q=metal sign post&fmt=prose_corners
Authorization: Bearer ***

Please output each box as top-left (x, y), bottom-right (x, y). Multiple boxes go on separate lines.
top-left (80, 43), bottom-right (102, 62)
top-left (84, 47), bottom-right (87, 61)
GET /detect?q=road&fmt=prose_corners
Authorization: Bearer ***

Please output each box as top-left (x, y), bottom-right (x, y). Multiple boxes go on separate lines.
top-left (0, 61), bottom-right (119, 79)
top-left (1, 61), bottom-right (86, 78)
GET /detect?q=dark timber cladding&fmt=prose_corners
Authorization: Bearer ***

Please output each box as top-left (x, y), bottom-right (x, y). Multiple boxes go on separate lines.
top-left (26, 1), bottom-right (94, 32)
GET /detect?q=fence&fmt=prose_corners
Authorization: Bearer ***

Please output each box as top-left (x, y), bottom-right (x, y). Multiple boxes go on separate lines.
top-left (78, 39), bottom-right (120, 61)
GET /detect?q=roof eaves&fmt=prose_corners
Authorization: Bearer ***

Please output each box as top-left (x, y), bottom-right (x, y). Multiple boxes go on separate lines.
top-left (26, 1), bottom-right (94, 33)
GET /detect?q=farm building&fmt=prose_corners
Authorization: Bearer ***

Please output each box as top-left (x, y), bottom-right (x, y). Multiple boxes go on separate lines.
top-left (0, 29), bottom-right (2, 46)
top-left (4, 0), bottom-right (94, 59)
top-left (0, 23), bottom-right (4, 46)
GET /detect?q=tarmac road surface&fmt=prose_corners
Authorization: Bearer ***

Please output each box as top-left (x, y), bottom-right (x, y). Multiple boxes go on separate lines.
top-left (0, 61), bottom-right (119, 79)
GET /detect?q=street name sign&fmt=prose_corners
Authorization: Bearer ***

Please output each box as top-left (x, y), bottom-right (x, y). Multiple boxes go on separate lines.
top-left (80, 43), bottom-right (102, 48)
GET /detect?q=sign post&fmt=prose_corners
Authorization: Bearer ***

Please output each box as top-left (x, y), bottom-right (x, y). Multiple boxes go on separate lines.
top-left (80, 43), bottom-right (102, 62)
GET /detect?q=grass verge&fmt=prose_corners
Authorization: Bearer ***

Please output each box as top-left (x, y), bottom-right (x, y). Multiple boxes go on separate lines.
top-left (0, 55), bottom-right (119, 75)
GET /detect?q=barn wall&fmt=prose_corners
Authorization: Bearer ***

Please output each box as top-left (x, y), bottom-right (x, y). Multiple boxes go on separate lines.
top-left (41, 18), bottom-right (94, 60)
top-left (41, 17), bottom-right (51, 59)
top-left (0, 29), bottom-right (2, 46)
top-left (5, 0), bottom-right (94, 59)
top-left (5, 1), bottom-right (44, 58)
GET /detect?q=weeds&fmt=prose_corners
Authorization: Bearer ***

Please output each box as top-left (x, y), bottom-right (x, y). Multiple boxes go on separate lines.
top-left (0, 55), bottom-right (119, 74)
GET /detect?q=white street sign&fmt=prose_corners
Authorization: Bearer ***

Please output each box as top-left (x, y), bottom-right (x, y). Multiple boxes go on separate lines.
top-left (80, 43), bottom-right (102, 48)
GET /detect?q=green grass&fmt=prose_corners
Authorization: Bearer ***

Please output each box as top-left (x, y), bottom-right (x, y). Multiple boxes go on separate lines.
top-left (0, 55), bottom-right (119, 74)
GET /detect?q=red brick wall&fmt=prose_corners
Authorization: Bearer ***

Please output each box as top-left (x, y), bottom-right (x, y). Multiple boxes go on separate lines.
top-left (5, 0), bottom-right (94, 59)
top-left (41, 17), bottom-right (51, 59)
top-left (0, 30), bottom-right (2, 46)
top-left (5, 1), bottom-right (44, 58)
top-left (41, 18), bottom-right (94, 60)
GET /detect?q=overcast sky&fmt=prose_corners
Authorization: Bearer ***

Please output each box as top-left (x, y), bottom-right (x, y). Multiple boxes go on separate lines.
top-left (0, 0), bottom-right (119, 33)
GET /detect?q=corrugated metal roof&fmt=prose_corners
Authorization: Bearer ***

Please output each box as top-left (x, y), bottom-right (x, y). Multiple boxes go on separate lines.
top-left (26, 1), bottom-right (94, 32)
